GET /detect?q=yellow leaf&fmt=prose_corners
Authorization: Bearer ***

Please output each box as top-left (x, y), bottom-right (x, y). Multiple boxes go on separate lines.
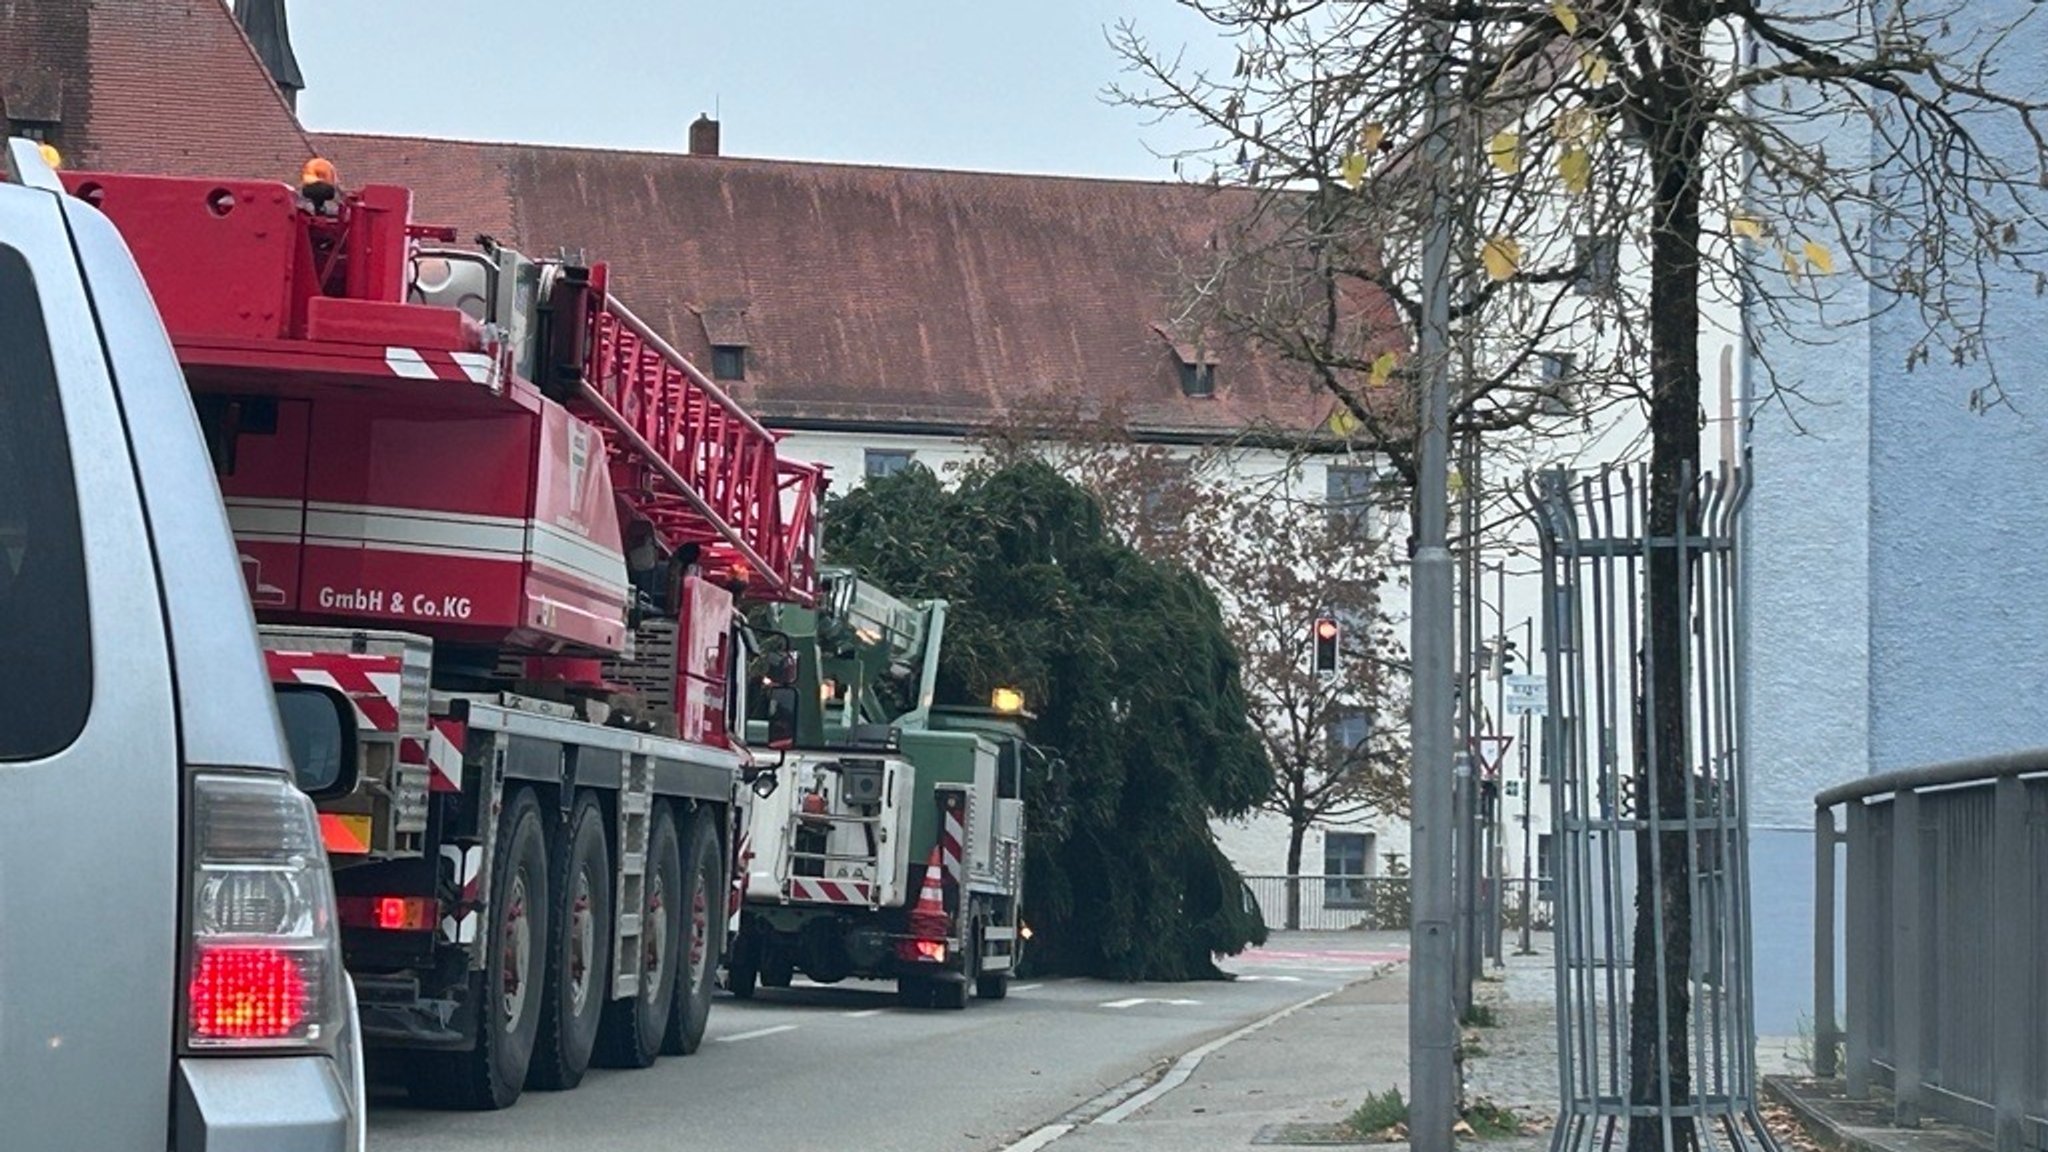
top-left (1482, 235), bottom-right (1521, 281)
top-left (1487, 131), bottom-right (1522, 175)
top-left (1558, 147), bottom-right (1592, 194)
top-left (1328, 406), bottom-right (1362, 437)
top-left (1579, 51), bottom-right (1609, 86)
top-left (1448, 470), bottom-right (1467, 495)
top-left (1341, 150), bottom-right (1367, 189)
top-left (1732, 215), bottom-right (1765, 240)
top-left (1359, 121), bottom-right (1386, 155)
top-left (1803, 239), bottom-right (1835, 275)
top-left (1370, 351), bottom-right (1398, 387)
top-left (1551, 0), bottom-right (1579, 35)
top-left (1781, 245), bottom-right (1802, 282)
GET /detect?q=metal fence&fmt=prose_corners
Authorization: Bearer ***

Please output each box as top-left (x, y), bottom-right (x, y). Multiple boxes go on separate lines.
top-left (1531, 464), bottom-right (1773, 1152)
top-left (1241, 874), bottom-right (1411, 931)
top-left (1812, 753), bottom-right (2048, 1152)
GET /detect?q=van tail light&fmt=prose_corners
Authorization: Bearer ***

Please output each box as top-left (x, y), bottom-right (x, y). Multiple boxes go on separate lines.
top-left (184, 771), bottom-right (345, 1051)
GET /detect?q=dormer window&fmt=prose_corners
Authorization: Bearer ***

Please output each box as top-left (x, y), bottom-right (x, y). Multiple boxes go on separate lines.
top-left (712, 345), bottom-right (745, 381)
top-left (1153, 323), bottom-right (1218, 399)
top-left (699, 305), bottom-right (751, 383)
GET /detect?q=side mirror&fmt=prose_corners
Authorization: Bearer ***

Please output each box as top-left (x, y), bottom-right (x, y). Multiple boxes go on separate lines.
top-left (273, 683), bottom-right (360, 801)
top-left (765, 685), bottom-right (800, 750)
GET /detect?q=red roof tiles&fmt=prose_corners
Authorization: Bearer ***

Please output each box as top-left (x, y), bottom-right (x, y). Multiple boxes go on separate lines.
top-left (8, 0), bottom-right (1403, 441)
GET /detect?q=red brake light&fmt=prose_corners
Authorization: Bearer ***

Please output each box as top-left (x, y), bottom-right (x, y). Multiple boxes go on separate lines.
top-left (337, 895), bottom-right (435, 932)
top-left (189, 946), bottom-right (309, 1041)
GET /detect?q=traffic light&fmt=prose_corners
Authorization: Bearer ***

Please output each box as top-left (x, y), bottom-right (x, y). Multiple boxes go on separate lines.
top-left (1312, 616), bottom-right (1340, 674)
top-left (1491, 638), bottom-right (1520, 678)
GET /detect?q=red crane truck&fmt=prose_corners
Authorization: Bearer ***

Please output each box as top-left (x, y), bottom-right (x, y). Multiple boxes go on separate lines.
top-left (57, 160), bottom-right (824, 1110)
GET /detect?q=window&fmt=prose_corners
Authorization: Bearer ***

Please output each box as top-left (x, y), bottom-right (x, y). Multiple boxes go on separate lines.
top-left (1574, 234), bottom-right (1620, 296)
top-left (864, 449), bottom-right (913, 480)
top-left (1537, 833), bottom-right (1556, 902)
top-left (1537, 351), bottom-right (1578, 415)
top-left (1326, 708), bottom-right (1372, 762)
top-left (1325, 464), bottom-right (1382, 536)
top-left (1177, 360), bottom-right (1215, 398)
top-left (711, 344), bottom-right (746, 381)
top-left (1140, 457), bottom-right (1194, 521)
top-left (0, 245), bottom-right (93, 760)
top-left (1324, 831), bottom-right (1376, 907)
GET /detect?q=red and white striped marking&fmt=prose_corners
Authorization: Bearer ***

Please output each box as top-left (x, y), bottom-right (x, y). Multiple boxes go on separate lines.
top-left (786, 877), bottom-right (873, 905)
top-left (439, 845), bottom-right (483, 945)
top-left (939, 790), bottom-right (967, 890)
top-left (384, 345), bottom-right (500, 387)
top-left (400, 717), bottom-right (467, 793)
top-left (264, 650), bottom-right (402, 733)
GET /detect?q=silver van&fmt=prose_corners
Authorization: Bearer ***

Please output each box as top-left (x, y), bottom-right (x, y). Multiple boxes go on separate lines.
top-left (0, 140), bottom-right (366, 1150)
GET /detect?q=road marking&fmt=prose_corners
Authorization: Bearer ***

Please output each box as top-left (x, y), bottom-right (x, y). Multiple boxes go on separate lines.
top-left (1096, 988), bottom-right (1339, 1124)
top-left (1003, 1123), bottom-right (1074, 1152)
top-left (1011, 983), bottom-right (1043, 993)
top-left (1234, 974), bottom-right (1303, 983)
top-left (1099, 997), bottom-right (1201, 1009)
top-left (717, 1024), bottom-right (798, 1043)
top-left (843, 1008), bottom-right (885, 1018)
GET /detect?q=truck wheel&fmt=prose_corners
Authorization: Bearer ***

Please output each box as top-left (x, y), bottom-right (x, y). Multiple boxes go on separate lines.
top-left (528, 792), bottom-right (612, 1090)
top-left (725, 931), bottom-right (759, 1001)
top-left (761, 946), bottom-right (795, 989)
top-left (410, 787), bottom-right (550, 1110)
top-left (596, 803), bottom-right (683, 1069)
top-left (663, 808), bottom-right (724, 1054)
top-left (896, 976), bottom-right (934, 1008)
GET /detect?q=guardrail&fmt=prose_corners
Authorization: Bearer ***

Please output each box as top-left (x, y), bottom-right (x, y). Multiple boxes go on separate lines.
top-left (1813, 752), bottom-right (2048, 1152)
top-left (1240, 874), bottom-right (1411, 931)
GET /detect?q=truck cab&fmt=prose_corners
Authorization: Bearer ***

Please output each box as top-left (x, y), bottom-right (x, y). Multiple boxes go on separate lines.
top-left (0, 139), bottom-right (366, 1150)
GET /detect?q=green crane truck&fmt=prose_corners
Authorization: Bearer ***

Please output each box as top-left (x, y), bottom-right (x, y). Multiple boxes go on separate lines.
top-left (731, 568), bottom-right (1029, 1008)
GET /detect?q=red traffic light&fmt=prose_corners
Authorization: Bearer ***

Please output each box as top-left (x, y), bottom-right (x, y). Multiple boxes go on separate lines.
top-left (1312, 617), bottom-right (1340, 674)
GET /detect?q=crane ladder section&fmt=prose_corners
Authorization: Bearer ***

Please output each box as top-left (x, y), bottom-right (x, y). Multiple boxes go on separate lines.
top-left (573, 290), bottom-right (822, 606)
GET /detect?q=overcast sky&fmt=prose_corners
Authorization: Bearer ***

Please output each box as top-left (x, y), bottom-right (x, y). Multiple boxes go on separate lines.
top-left (289, 1), bottom-right (1237, 181)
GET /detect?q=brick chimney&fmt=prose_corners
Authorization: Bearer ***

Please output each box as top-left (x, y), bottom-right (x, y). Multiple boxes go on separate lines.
top-left (689, 114), bottom-right (720, 157)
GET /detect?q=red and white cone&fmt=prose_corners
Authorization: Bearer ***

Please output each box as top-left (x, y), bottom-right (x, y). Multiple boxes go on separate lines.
top-left (905, 846), bottom-right (950, 946)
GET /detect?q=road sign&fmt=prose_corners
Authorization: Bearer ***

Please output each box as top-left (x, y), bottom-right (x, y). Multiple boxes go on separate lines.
top-left (1469, 735), bottom-right (1512, 780)
top-left (1504, 674), bottom-right (1548, 716)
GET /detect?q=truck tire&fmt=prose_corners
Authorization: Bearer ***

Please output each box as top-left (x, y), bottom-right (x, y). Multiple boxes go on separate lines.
top-left (595, 803), bottom-right (683, 1069)
top-left (662, 808), bottom-right (724, 1054)
top-left (760, 946), bottom-right (795, 989)
top-left (725, 932), bottom-right (759, 1001)
top-left (528, 792), bottom-right (612, 1090)
top-left (410, 787), bottom-right (550, 1110)
top-left (932, 976), bottom-right (969, 1011)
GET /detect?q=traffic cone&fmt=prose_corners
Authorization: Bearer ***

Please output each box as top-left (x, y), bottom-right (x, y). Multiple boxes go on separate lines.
top-left (905, 846), bottom-right (949, 941)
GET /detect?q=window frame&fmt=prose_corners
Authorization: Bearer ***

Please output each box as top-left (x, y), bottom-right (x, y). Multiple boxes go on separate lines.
top-left (1323, 830), bottom-right (1377, 908)
top-left (711, 344), bottom-right (746, 381)
top-left (864, 448), bottom-right (914, 480)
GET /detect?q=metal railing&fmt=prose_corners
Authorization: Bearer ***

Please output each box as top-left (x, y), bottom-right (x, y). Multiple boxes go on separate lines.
top-left (1813, 751), bottom-right (2048, 1152)
top-left (1240, 874), bottom-right (1411, 931)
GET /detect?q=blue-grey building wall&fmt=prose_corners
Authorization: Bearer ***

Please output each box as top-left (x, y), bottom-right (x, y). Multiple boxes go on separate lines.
top-left (1742, 1), bottom-right (2048, 1036)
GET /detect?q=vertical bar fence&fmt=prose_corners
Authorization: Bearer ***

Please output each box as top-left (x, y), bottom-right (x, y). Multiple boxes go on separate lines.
top-left (1531, 463), bottom-right (1774, 1152)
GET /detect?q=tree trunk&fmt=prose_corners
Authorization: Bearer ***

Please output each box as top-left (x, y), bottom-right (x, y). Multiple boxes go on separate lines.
top-left (1285, 818), bottom-right (1307, 931)
top-left (1629, 28), bottom-right (1708, 1152)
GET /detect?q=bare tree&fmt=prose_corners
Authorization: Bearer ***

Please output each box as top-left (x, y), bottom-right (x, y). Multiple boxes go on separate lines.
top-left (1113, 1), bottom-right (2048, 1148)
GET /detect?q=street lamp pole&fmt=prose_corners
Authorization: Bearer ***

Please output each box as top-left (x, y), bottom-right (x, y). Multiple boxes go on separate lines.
top-left (1517, 616), bottom-right (1536, 956)
top-left (1407, 8), bottom-right (1460, 1150)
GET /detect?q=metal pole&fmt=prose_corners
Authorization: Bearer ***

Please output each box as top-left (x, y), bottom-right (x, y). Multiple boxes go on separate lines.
top-left (1408, 8), bottom-right (1460, 1149)
top-left (1518, 617), bottom-right (1535, 957)
top-left (1457, 429), bottom-right (1482, 1003)
top-left (1490, 565), bottom-right (1507, 965)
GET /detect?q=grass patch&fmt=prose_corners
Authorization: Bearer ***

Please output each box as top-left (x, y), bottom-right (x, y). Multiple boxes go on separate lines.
top-left (1348, 1086), bottom-right (1408, 1136)
top-left (1463, 1002), bottom-right (1500, 1028)
top-left (1463, 1098), bottom-right (1522, 1139)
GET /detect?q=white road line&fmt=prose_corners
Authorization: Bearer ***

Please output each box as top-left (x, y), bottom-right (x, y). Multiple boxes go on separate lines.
top-left (843, 1008), bottom-right (885, 1018)
top-left (1002, 1123), bottom-right (1075, 1152)
top-left (716, 1024), bottom-right (798, 1043)
top-left (1011, 983), bottom-right (1043, 993)
top-left (1099, 997), bottom-right (1201, 1009)
top-left (1096, 989), bottom-right (1337, 1124)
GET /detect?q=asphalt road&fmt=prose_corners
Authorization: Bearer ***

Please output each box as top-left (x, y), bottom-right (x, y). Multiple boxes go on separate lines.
top-left (366, 933), bottom-right (1406, 1152)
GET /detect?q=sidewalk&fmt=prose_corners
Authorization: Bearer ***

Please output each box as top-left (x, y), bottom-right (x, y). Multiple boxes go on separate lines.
top-left (1042, 964), bottom-right (1414, 1150)
top-left (1033, 931), bottom-right (1813, 1150)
